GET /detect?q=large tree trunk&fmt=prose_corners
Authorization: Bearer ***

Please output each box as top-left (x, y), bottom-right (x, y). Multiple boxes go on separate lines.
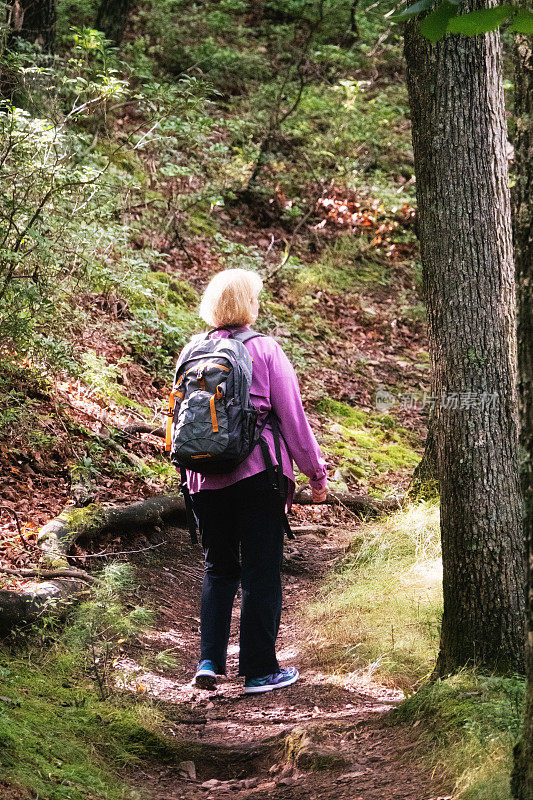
top-left (11, 0), bottom-right (56, 53)
top-left (404, 15), bottom-right (525, 676)
top-left (511, 16), bottom-right (533, 800)
top-left (407, 414), bottom-right (439, 499)
top-left (95, 0), bottom-right (132, 45)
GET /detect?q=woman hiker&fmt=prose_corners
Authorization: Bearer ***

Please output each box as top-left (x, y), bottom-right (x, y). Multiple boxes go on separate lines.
top-left (179, 268), bottom-right (328, 694)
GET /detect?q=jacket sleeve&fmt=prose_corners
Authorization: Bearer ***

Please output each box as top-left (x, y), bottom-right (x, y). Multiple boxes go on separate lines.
top-left (268, 340), bottom-right (328, 490)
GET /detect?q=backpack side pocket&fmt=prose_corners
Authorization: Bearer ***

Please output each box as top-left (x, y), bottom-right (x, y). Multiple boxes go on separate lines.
top-left (172, 389), bottom-right (229, 463)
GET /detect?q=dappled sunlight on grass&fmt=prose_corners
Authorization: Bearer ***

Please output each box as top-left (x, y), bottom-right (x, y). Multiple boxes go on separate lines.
top-left (301, 501), bottom-right (442, 691)
top-left (317, 665), bottom-right (405, 703)
top-left (296, 234), bottom-right (392, 293)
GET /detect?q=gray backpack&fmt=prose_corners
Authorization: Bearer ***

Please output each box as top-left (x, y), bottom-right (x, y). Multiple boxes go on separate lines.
top-left (165, 327), bottom-right (293, 543)
top-left (166, 327), bottom-right (264, 473)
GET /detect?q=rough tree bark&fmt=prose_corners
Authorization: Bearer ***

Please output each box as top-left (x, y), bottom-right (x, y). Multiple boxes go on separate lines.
top-left (10, 0), bottom-right (56, 53)
top-left (511, 13), bottom-right (533, 800)
top-left (404, 13), bottom-right (525, 675)
top-left (95, 0), bottom-right (132, 45)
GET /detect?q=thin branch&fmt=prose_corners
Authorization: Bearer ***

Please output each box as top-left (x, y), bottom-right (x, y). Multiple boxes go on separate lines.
top-left (67, 541), bottom-right (168, 559)
top-left (121, 422), bottom-right (165, 438)
top-left (276, 69), bottom-right (307, 128)
top-left (264, 193), bottom-right (322, 281)
top-left (0, 565), bottom-right (97, 584)
top-left (0, 506), bottom-right (30, 550)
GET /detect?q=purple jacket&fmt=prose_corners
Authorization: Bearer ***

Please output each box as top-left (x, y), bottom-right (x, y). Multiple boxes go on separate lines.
top-left (184, 326), bottom-right (328, 508)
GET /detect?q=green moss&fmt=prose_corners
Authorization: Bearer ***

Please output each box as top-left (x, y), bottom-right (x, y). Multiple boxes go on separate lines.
top-left (401, 302), bottom-right (426, 324)
top-left (142, 272), bottom-right (199, 310)
top-left (58, 503), bottom-right (106, 534)
top-left (296, 235), bottom-right (391, 293)
top-left (38, 504), bottom-right (107, 563)
top-left (95, 141), bottom-right (147, 183)
top-left (0, 648), bottom-right (164, 799)
top-left (283, 728), bottom-right (308, 763)
top-left (168, 280), bottom-right (199, 309)
top-left (119, 267), bottom-right (200, 377)
top-left (466, 349), bottom-right (487, 368)
top-left (187, 208), bottom-right (219, 237)
top-left (317, 397), bottom-right (367, 426)
top-left (105, 390), bottom-right (152, 418)
top-left (316, 396), bottom-right (420, 481)
top-left (395, 673), bottom-right (525, 800)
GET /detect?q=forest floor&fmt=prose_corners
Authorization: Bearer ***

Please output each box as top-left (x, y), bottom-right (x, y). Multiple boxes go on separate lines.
top-left (1, 7), bottom-right (521, 793)
top-left (111, 520), bottom-right (452, 800)
top-left (0, 226), bottom-right (454, 799)
top-left (0, 135), bottom-right (449, 799)
top-left (0, 171), bottom-right (446, 798)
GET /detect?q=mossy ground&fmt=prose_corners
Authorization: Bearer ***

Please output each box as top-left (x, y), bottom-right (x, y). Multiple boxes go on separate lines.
top-left (0, 646), bottom-right (164, 800)
top-left (295, 236), bottom-right (392, 293)
top-left (394, 673), bottom-right (524, 800)
top-left (316, 397), bottom-right (421, 487)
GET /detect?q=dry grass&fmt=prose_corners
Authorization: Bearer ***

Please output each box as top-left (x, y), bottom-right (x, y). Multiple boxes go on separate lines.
top-left (301, 501), bottom-right (442, 691)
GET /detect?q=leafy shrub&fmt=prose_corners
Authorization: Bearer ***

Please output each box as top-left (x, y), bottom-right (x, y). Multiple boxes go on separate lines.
top-left (0, 105), bottom-right (101, 349)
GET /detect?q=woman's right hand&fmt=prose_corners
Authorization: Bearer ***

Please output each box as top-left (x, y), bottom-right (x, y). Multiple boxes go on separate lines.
top-left (311, 486), bottom-right (328, 504)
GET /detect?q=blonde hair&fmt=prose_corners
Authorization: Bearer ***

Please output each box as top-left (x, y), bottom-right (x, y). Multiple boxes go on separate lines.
top-left (199, 269), bottom-right (263, 328)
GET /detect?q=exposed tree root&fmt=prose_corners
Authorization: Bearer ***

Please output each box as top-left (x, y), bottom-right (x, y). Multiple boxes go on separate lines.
top-left (0, 483), bottom-right (399, 637)
top-left (0, 579), bottom-right (90, 637)
top-left (37, 494), bottom-right (186, 565)
top-left (293, 486), bottom-right (403, 516)
top-left (120, 422), bottom-right (165, 437)
top-left (0, 494), bottom-right (186, 637)
top-left (0, 566), bottom-right (96, 584)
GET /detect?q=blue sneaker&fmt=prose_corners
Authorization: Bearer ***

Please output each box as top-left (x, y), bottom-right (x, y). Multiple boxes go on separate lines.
top-left (244, 667), bottom-right (299, 694)
top-left (194, 659), bottom-right (218, 690)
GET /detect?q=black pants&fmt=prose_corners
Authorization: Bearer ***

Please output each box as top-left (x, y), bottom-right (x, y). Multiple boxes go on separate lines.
top-left (190, 470), bottom-right (287, 679)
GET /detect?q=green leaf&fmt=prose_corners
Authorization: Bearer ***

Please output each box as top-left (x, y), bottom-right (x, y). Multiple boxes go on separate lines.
top-left (389, 0), bottom-right (433, 21)
top-left (510, 8), bottom-right (533, 33)
top-left (447, 5), bottom-right (513, 34)
top-left (419, 0), bottom-right (459, 40)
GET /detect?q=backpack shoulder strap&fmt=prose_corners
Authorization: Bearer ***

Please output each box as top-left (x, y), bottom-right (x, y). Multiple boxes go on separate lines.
top-left (232, 329), bottom-right (265, 345)
top-left (258, 415), bottom-right (294, 540)
top-left (179, 466), bottom-right (199, 545)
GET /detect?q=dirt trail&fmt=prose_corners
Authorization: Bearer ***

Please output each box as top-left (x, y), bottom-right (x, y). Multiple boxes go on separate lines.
top-left (117, 522), bottom-right (450, 800)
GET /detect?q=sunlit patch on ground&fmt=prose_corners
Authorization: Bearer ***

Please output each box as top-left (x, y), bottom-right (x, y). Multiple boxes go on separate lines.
top-left (114, 656), bottom-right (193, 699)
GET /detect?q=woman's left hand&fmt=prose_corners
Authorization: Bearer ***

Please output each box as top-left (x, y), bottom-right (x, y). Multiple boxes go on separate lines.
top-left (311, 486), bottom-right (328, 503)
